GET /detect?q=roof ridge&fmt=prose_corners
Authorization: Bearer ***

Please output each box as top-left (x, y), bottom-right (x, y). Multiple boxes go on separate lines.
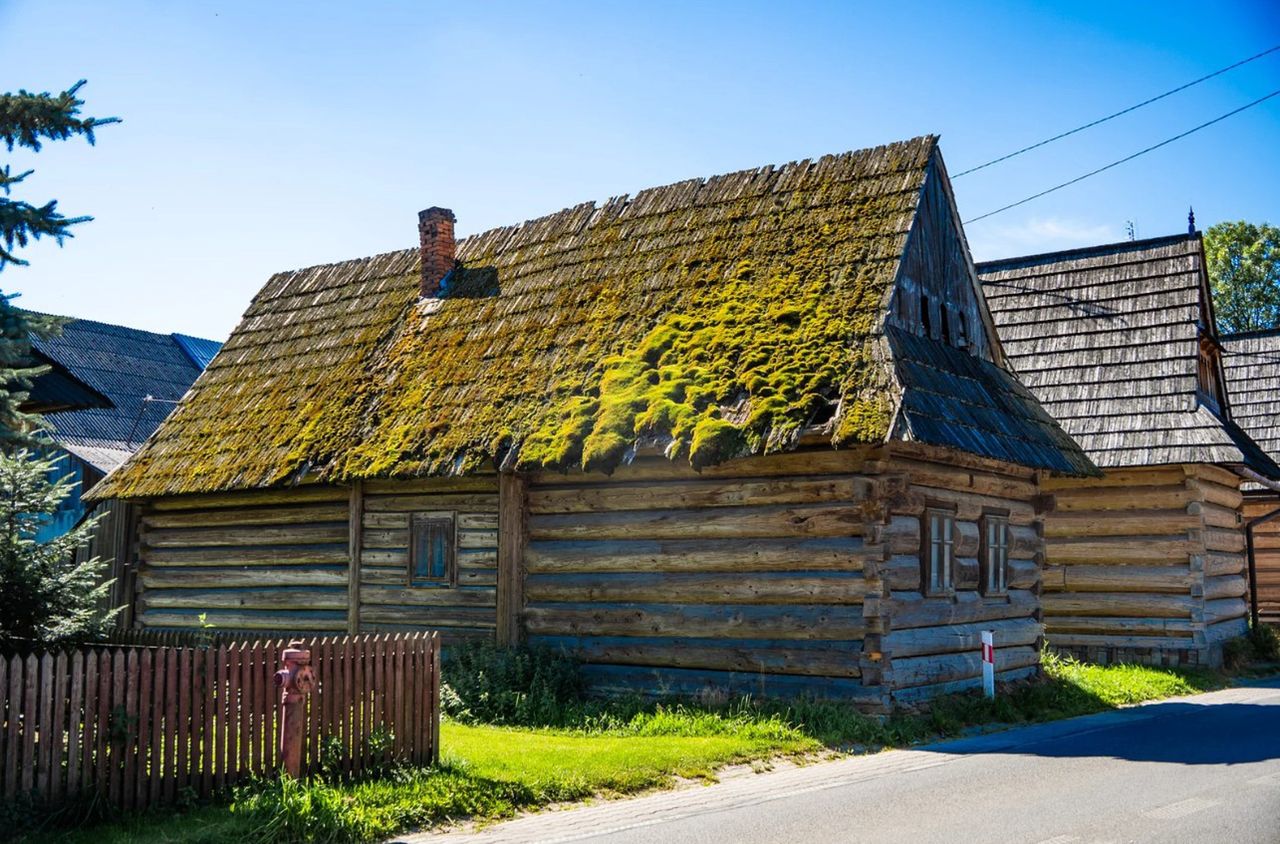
top-left (976, 232), bottom-right (1198, 270)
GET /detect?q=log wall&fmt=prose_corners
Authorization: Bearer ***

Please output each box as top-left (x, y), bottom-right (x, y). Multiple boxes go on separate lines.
top-left (875, 445), bottom-right (1046, 703)
top-left (523, 448), bottom-right (884, 705)
top-left (353, 477), bottom-right (499, 643)
top-left (136, 487), bottom-right (353, 633)
top-left (1041, 464), bottom-right (1247, 666)
top-left (1244, 495), bottom-right (1280, 625)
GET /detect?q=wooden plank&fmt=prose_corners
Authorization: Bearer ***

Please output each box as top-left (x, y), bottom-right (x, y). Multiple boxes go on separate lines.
top-left (523, 603), bottom-right (867, 639)
top-left (525, 536), bottom-right (872, 574)
top-left (140, 589), bottom-right (349, 610)
top-left (430, 633), bottom-right (440, 765)
top-left (1046, 537), bottom-right (1197, 565)
top-left (166, 648), bottom-right (180, 802)
top-left (142, 547), bottom-right (349, 567)
top-left (535, 635), bottom-right (862, 677)
top-left (200, 647), bottom-right (213, 797)
top-left (36, 653), bottom-right (54, 800)
top-left (528, 448), bottom-right (872, 486)
top-left (358, 607), bottom-right (498, 628)
top-left (1050, 485), bottom-right (1192, 512)
top-left (361, 586), bottom-right (497, 607)
top-left (497, 473), bottom-right (527, 647)
top-left (343, 636), bottom-right (355, 778)
top-left (528, 476), bottom-right (866, 515)
top-left (238, 645), bottom-right (251, 784)
top-left (4, 657), bottom-right (20, 799)
top-left (214, 646), bottom-right (227, 793)
top-left (363, 476), bottom-right (497, 495)
top-left (529, 503), bottom-right (863, 542)
top-left (352, 636), bottom-right (365, 776)
top-left (1048, 633), bottom-right (1202, 651)
top-left (525, 572), bottom-right (867, 605)
top-left (50, 651), bottom-right (68, 803)
top-left (891, 645), bottom-right (1039, 689)
top-left (136, 649), bottom-right (154, 810)
top-left (362, 494), bottom-right (498, 513)
top-left (96, 651), bottom-right (112, 799)
top-left (124, 649), bottom-right (141, 811)
top-left (1043, 509), bottom-right (1199, 538)
top-left (66, 652), bottom-right (83, 798)
top-left (137, 610), bottom-right (349, 632)
top-left (1042, 466), bottom-right (1188, 491)
top-left (20, 655), bottom-right (36, 796)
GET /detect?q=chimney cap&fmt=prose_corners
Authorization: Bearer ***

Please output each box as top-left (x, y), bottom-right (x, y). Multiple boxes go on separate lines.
top-left (420, 206), bottom-right (456, 223)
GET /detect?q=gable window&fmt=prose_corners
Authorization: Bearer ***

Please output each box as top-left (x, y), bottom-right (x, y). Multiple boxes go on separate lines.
top-left (409, 513), bottom-right (455, 587)
top-left (923, 508), bottom-right (955, 595)
top-left (1197, 334), bottom-right (1226, 414)
top-left (980, 512), bottom-right (1010, 596)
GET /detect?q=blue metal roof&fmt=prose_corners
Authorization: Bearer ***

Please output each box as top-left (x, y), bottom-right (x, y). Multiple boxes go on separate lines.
top-left (30, 316), bottom-right (223, 473)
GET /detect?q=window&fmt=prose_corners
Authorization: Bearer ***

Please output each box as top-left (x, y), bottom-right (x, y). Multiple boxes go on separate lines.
top-left (980, 513), bottom-right (1010, 595)
top-left (923, 508), bottom-right (955, 595)
top-left (409, 513), bottom-right (455, 587)
top-left (940, 304), bottom-right (953, 345)
top-left (921, 292), bottom-right (932, 338)
top-left (1197, 334), bottom-right (1226, 414)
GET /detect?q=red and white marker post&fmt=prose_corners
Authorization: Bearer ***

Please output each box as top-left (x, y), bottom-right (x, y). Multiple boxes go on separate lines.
top-left (981, 630), bottom-right (995, 699)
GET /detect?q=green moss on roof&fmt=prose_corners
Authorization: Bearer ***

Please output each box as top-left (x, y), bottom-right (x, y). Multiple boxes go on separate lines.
top-left (94, 137), bottom-right (935, 498)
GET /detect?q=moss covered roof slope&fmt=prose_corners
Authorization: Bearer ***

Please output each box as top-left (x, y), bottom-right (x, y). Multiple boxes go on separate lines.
top-left (94, 136), bottom-right (1091, 499)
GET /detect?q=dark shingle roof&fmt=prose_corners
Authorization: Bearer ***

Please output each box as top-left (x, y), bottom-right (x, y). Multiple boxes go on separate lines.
top-left (978, 234), bottom-right (1280, 476)
top-left (1222, 329), bottom-right (1280, 471)
top-left (30, 318), bottom-right (222, 474)
top-left (94, 137), bottom-right (1091, 499)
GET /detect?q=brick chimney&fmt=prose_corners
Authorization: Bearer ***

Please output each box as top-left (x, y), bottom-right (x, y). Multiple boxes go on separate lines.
top-left (418, 207), bottom-right (456, 297)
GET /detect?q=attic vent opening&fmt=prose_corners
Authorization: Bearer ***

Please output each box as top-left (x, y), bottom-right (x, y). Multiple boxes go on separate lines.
top-left (920, 293), bottom-right (932, 337)
top-left (418, 207), bottom-right (456, 298)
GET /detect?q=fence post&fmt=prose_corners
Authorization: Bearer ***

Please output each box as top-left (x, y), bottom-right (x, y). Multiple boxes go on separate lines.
top-left (274, 641), bottom-right (316, 778)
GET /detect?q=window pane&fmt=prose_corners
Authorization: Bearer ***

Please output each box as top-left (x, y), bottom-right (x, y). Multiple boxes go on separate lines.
top-left (411, 516), bottom-right (453, 585)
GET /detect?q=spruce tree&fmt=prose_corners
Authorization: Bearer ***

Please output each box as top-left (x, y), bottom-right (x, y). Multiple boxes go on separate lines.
top-left (0, 449), bottom-right (116, 646)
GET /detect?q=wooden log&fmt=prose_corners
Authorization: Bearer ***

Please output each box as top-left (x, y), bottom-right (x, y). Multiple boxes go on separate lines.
top-left (360, 586), bottom-right (497, 607)
top-left (525, 572), bottom-right (867, 606)
top-left (1204, 597), bottom-right (1247, 625)
top-left (525, 536), bottom-right (873, 574)
top-left (579, 663), bottom-right (883, 704)
top-left (529, 503), bottom-right (864, 542)
top-left (362, 476), bottom-right (497, 495)
top-left (1042, 466), bottom-right (1187, 491)
top-left (895, 487), bottom-right (1036, 523)
top-left (348, 481), bottom-right (364, 633)
top-left (1041, 564), bottom-right (1193, 593)
top-left (142, 547), bottom-right (349, 567)
top-left (363, 512), bottom-right (409, 530)
top-left (1050, 485), bottom-right (1191, 513)
top-left (140, 568), bottom-right (349, 589)
top-left (526, 447), bottom-right (873, 486)
top-left (143, 505), bottom-right (349, 529)
top-left (149, 486), bottom-right (348, 511)
top-left (882, 555), bottom-right (920, 590)
top-left (884, 515), bottom-right (919, 553)
top-left (1046, 536), bottom-right (1197, 565)
top-left (528, 477), bottom-right (867, 515)
top-left (954, 521), bottom-right (980, 557)
top-left (1202, 527), bottom-right (1246, 554)
top-left (1043, 634), bottom-right (1197, 652)
top-left (139, 588), bottom-right (349, 610)
top-left (530, 635), bottom-right (862, 677)
top-left (1188, 477), bottom-right (1243, 511)
top-left (1041, 592), bottom-right (1193, 618)
top-left (954, 557), bottom-right (980, 591)
top-left (1007, 559), bottom-right (1039, 590)
top-left (882, 617), bottom-right (1041, 658)
top-left (888, 591), bottom-right (1037, 630)
top-left (1043, 509), bottom-right (1199, 538)
top-left (523, 602), bottom-right (867, 639)
top-left (358, 607), bottom-right (498, 628)
top-left (137, 610), bottom-right (348, 631)
top-left (878, 456), bottom-right (1037, 500)
top-left (362, 494), bottom-right (498, 513)
top-left (1203, 574), bottom-right (1247, 600)
top-left (890, 645), bottom-right (1039, 689)
top-left (1189, 500), bottom-right (1242, 530)
top-left (1203, 552), bottom-right (1245, 577)
top-left (497, 473), bottom-right (526, 646)
top-left (142, 524), bottom-right (348, 548)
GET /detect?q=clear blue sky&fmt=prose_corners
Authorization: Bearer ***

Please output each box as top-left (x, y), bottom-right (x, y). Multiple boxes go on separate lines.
top-left (2, 0), bottom-right (1277, 339)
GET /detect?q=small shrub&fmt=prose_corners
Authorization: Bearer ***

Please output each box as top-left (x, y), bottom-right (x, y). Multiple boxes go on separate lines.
top-left (441, 641), bottom-right (584, 726)
top-left (1225, 623), bottom-right (1280, 669)
top-left (231, 775), bottom-right (370, 844)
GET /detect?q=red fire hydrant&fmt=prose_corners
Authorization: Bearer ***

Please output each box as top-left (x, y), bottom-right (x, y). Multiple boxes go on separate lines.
top-left (274, 641), bottom-right (316, 777)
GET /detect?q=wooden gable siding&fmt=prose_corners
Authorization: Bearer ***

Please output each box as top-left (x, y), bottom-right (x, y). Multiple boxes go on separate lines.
top-left (135, 486), bottom-right (352, 633)
top-left (1244, 496), bottom-right (1280, 625)
top-left (887, 158), bottom-right (993, 364)
top-left (353, 476), bottom-right (499, 642)
top-left (876, 444), bottom-right (1045, 702)
top-left (522, 448), bottom-right (884, 704)
top-left (1040, 464), bottom-right (1248, 666)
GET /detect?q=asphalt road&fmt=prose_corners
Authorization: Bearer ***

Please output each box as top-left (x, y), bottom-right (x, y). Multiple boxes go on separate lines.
top-left (415, 678), bottom-right (1280, 844)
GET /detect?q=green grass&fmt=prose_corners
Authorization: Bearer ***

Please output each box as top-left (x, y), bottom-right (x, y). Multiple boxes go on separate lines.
top-left (22, 653), bottom-right (1254, 844)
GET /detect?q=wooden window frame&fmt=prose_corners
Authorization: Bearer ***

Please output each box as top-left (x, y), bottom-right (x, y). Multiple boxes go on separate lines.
top-left (979, 511), bottom-right (1010, 596)
top-left (407, 511), bottom-right (456, 588)
top-left (1196, 333), bottom-right (1227, 415)
top-left (922, 506), bottom-right (956, 596)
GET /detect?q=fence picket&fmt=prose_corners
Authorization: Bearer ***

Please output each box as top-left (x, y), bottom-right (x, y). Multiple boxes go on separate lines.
top-left (51, 651), bottom-right (69, 803)
top-left (167, 647), bottom-right (180, 802)
top-left (4, 656), bottom-right (20, 798)
top-left (67, 651), bottom-right (83, 798)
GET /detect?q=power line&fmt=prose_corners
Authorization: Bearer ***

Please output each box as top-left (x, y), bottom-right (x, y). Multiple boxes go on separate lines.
top-left (964, 88), bottom-right (1280, 225)
top-left (953, 43), bottom-right (1280, 178)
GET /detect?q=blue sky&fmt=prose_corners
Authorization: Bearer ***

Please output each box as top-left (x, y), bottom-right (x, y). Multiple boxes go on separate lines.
top-left (2, 0), bottom-right (1278, 339)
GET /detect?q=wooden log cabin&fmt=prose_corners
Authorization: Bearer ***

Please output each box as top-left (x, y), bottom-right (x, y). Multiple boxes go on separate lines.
top-left (1221, 329), bottom-right (1280, 625)
top-left (90, 136), bottom-right (1094, 709)
top-left (978, 233), bottom-right (1280, 667)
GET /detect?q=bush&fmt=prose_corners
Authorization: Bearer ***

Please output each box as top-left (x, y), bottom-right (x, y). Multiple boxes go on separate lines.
top-left (230, 776), bottom-right (370, 844)
top-left (440, 641), bottom-right (585, 727)
top-left (1225, 623), bottom-right (1280, 669)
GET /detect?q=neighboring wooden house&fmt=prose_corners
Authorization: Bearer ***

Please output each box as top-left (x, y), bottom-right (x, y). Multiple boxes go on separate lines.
top-left (1221, 329), bottom-right (1280, 625)
top-left (91, 136), bottom-right (1093, 708)
top-left (978, 233), bottom-right (1280, 667)
top-left (29, 317), bottom-right (221, 623)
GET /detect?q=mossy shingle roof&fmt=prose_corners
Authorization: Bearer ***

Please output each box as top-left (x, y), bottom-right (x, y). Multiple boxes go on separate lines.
top-left (94, 136), bottom-right (1091, 499)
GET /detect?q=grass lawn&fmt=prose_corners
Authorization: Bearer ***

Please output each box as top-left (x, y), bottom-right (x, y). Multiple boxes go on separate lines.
top-left (23, 652), bottom-right (1263, 844)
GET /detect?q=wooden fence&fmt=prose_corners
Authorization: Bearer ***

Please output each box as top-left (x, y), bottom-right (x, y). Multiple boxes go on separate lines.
top-left (0, 631), bottom-right (440, 810)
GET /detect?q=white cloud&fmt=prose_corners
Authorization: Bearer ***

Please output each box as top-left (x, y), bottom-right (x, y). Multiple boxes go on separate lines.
top-left (967, 216), bottom-right (1121, 263)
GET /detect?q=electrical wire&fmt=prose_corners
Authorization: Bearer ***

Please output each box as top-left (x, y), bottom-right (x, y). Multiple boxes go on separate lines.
top-left (953, 44), bottom-right (1280, 178)
top-left (964, 88), bottom-right (1280, 225)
